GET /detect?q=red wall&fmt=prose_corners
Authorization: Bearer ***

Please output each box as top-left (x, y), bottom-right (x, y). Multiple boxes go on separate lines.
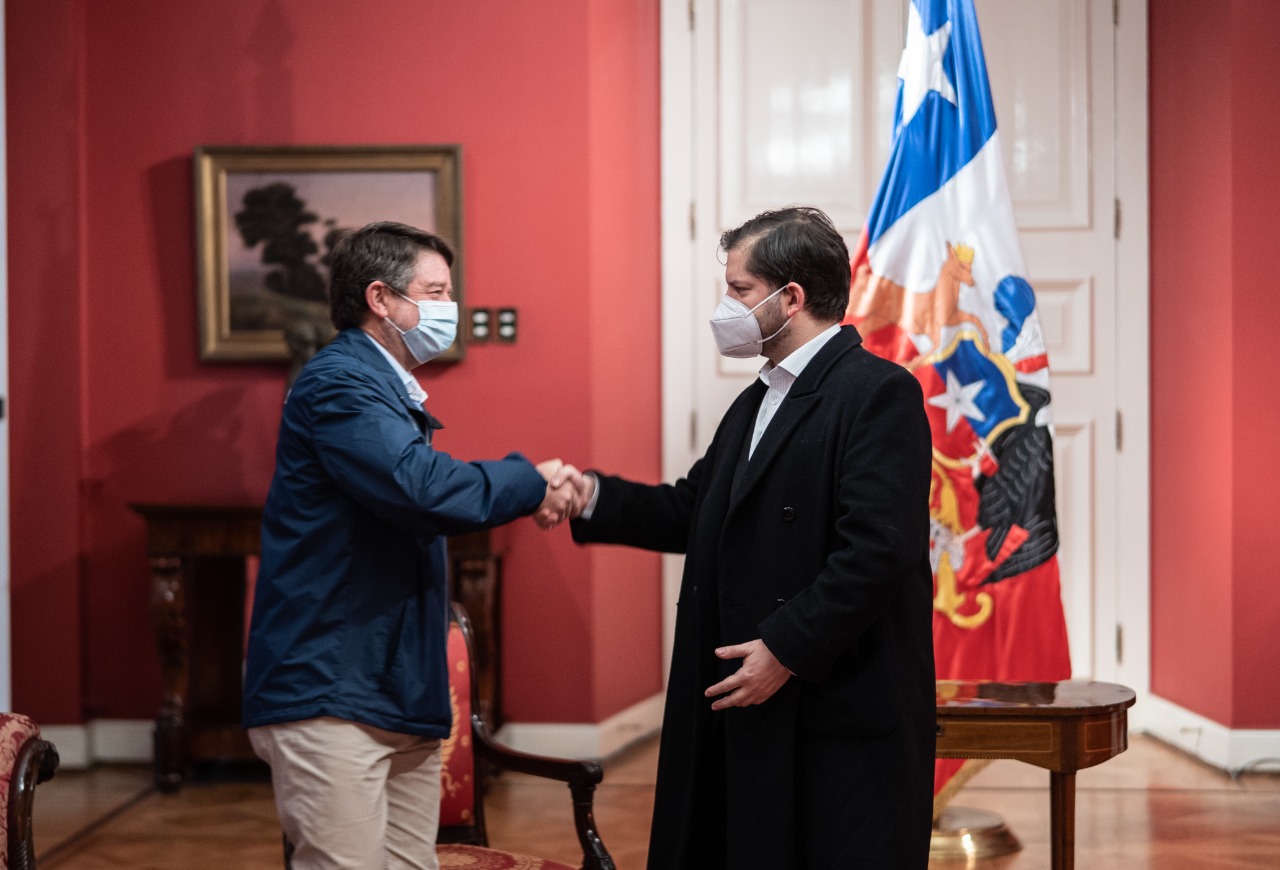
top-left (1149, 0), bottom-right (1280, 729)
top-left (1227, 5), bottom-right (1280, 730)
top-left (15, 0), bottom-right (1280, 740)
top-left (6, 0), bottom-right (662, 726)
top-left (6, 0), bottom-right (86, 724)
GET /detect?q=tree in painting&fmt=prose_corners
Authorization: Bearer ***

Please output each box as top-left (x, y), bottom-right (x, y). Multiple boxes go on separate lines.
top-left (234, 182), bottom-right (327, 303)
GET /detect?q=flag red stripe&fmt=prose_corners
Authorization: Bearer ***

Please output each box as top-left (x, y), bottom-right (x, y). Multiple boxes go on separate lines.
top-left (1014, 354), bottom-right (1049, 373)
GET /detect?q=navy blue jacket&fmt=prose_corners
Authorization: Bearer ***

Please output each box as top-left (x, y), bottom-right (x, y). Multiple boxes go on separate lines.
top-left (243, 328), bottom-right (546, 738)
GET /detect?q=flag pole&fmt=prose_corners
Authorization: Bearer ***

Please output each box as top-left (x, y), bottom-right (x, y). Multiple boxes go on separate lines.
top-left (850, 0), bottom-right (1074, 856)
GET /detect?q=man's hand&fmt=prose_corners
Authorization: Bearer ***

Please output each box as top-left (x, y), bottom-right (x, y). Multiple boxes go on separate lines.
top-left (704, 639), bottom-right (792, 710)
top-left (533, 460), bottom-right (589, 528)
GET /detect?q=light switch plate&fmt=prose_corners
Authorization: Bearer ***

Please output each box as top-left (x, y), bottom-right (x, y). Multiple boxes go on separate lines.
top-left (496, 308), bottom-right (517, 343)
top-left (468, 308), bottom-right (493, 343)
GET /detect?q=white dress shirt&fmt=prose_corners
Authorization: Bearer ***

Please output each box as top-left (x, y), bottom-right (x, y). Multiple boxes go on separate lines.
top-left (582, 323), bottom-right (844, 519)
top-left (748, 323), bottom-right (842, 458)
top-left (365, 332), bottom-right (428, 405)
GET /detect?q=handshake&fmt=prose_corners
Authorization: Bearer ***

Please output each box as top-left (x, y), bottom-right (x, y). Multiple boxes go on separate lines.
top-left (533, 460), bottom-right (596, 529)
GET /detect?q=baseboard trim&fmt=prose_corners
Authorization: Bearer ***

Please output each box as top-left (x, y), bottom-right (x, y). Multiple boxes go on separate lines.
top-left (496, 692), bottom-right (664, 760)
top-left (89, 719), bottom-right (154, 763)
top-left (40, 725), bottom-right (90, 769)
top-left (47, 696), bottom-right (1278, 778)
top-left (37, 720), bottom-right (153, 770)
top-left (41, 696), bottom-right (667, 771)
top-left (1136, 695), bottom-right (1280, 774)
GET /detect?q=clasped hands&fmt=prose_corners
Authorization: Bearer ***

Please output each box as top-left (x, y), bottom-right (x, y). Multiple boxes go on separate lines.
top-left (533, 460), bottom-right (595, 529)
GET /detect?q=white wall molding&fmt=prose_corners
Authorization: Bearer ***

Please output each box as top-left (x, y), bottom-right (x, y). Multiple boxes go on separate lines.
top-left (89, 719), bottom-right (154, 763)
top-left (1111, 0), bottom-right (1153, 710)
top-left (49, 693), bottom-right (1280, 780)
top-left (41, 696), bottom-right (667, 772)
top-left (497, 692), bottom-right (664, 761)
top-left (1137, 695), bottom-right (1280, 774)
top-left (39, 725), bottom-right (91, 769)
top-left (39, 719), bottom-right (153, 770)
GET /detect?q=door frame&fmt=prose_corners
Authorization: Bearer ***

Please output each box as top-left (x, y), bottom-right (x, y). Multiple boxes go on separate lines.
top-left (658, 0), bottom-right (1151, 704)
top-left (1110, 0), bottom-right (1150, 707)
top-left (659, 0), bottom-right (697, 674)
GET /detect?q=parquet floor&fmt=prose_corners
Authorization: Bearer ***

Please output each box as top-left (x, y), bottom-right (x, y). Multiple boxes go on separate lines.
top-left (33, 734), bottom-right (1280, 869)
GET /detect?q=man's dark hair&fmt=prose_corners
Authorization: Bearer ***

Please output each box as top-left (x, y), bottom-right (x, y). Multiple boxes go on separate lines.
top-left (719, 207), bottom-right (851, 322)
top-left (328, 221), bottom-right (454, 330)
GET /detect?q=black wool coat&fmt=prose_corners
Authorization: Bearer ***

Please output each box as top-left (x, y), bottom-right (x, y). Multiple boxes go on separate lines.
top-left (572, 326), bottom-right (936, 870)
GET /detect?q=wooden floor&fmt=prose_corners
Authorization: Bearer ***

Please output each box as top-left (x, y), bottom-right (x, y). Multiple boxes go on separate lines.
top-left (33, 734), bottom-right (1280, 869)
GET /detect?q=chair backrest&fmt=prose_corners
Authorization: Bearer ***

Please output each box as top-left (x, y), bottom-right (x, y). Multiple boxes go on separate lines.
top-left (436, 604), bottom-right (488, 845)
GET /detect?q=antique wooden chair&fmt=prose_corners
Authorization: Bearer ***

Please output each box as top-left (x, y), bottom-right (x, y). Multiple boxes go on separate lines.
top-left (284, 604), bottom-right (614, 869)
top-left (0, 713), bottom-right (60, 870)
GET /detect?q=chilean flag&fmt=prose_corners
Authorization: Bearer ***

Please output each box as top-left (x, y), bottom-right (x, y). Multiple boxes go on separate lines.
top-left (846, 0), bottom-right (1072, 810)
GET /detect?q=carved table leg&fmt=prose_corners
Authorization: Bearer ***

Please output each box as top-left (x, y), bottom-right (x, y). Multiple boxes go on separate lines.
top-left (1049, 770), bottom-right (1076, 870)
top-left (150, 555), bottom-right (188, 792)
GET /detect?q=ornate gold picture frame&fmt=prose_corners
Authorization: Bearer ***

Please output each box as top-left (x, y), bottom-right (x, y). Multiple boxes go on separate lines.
top-left (193, 145), bottom-right (463, 363)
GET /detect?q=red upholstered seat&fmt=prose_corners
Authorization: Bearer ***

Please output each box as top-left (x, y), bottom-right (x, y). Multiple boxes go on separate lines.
top-left (0, 712), bottom-right (59, 870)
top-left (0, 714), bottom-right (37, 868)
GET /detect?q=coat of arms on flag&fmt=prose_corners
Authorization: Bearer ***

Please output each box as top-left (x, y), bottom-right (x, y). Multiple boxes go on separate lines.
top-left (847, 0), bottom-right (1072, 811)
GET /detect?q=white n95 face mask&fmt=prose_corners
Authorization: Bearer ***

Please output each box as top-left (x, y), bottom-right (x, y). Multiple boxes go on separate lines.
top-left (389, 293), bottom-right (458, 364)
top-left (708, 285), bottom-right (791, 359)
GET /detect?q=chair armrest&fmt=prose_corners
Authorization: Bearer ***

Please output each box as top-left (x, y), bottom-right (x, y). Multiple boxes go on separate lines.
top-left (471, 714), bottom-right (603, 786)
top-left (471, 714), bottom-right (615, 870)
top-left (9, 737), bottom-right (58, 870)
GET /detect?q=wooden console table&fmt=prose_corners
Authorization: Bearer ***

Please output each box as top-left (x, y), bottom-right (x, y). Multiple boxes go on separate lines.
top-left (935, 679), bottom-right (1136, 870)
top-left (130, 503), bottom-right (505, 792)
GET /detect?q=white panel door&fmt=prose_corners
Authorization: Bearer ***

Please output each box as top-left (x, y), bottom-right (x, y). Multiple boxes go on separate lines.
top-left (691, 0), bottom-right (902, 435)
top-left (976, 0), bottom-right (1116, 680)
top-left (674, 0), bottom-right (1127, 681)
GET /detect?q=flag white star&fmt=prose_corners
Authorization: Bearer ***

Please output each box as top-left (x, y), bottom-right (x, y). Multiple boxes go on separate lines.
top-left (897, 2), bottom-right (958, 127)
top-left (928, 369), bottom-right (986, 434)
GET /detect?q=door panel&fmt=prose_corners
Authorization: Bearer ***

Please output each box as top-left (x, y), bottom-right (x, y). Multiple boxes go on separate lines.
top-left (981, 0), bottom-right (1090, 228)
top-left (718, 0), bottom-right (901, 230)
top-left (696, 0), bottom-right (902, 398)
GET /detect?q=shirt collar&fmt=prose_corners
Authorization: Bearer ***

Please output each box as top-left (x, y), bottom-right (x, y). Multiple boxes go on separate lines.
top-left (363, 332), bottom-right (428, 404)
top-left (758, 322), bottom-right (842, 386)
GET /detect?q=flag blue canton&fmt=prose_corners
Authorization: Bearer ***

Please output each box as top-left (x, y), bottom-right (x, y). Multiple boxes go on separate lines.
top-left (866, 0), bottom-right (999, 248)
top-left (931, 340), bottom-right (1026, 439)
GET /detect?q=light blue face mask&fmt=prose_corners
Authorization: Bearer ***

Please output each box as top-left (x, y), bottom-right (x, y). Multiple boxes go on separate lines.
top-left (388, 291), bottom-right (458, 364)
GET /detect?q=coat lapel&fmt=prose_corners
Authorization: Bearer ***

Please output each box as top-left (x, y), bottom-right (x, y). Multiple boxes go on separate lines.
top-left (726, 326), bottom-right (861, 517)
top-left (334, 329), bottom-right (440, 440)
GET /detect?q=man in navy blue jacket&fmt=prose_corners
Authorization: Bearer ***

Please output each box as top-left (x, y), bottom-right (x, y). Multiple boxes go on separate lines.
top-left (243, 221), bottom-right (575, 870)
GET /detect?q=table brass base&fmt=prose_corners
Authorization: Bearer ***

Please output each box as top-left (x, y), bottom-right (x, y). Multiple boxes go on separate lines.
top-left (929, 806), bottom-right (1022, 862)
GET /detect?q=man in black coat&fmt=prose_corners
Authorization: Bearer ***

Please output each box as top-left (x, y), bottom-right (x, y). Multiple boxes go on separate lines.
top-left (566, 207), bottom-right (935, 869)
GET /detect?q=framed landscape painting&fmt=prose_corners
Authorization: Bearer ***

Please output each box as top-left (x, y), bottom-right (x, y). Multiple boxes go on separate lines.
top-left (193, 144), bottom-right (463, 363)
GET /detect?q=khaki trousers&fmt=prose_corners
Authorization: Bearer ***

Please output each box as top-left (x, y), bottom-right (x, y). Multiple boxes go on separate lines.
top-left (249, 717), bottom-right (443, 870)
